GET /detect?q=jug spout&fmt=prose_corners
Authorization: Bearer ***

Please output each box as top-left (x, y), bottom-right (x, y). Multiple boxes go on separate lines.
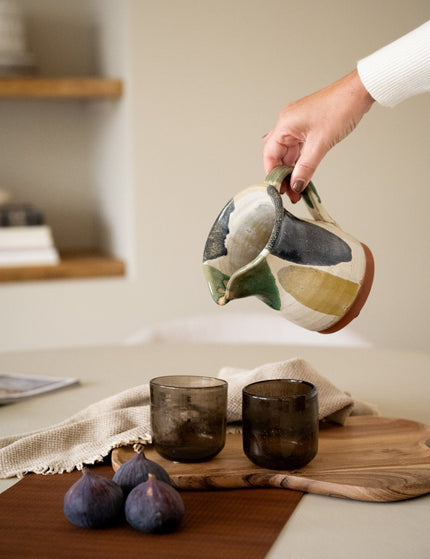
top-left (216, 253), bottom-right (282, 310)
top-left (202, 185), bottom-right (278, 307)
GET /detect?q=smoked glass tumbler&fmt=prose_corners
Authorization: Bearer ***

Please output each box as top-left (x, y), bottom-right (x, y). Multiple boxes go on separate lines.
top-left (242, 379), bottom-right (318, 469)
top-left (150, 375), bottom-right (227, 462)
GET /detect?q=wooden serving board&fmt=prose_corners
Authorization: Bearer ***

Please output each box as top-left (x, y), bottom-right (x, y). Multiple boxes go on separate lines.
top-left (112, 416), bottom-right (430, 502)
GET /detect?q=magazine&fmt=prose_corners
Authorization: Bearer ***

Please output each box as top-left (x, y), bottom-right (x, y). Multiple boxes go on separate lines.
top-left (0, 372), bottom-right (79, 404)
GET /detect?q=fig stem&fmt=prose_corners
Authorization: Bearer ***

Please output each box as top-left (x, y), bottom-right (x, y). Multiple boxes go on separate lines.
top-left (133, 443), bottom-right (147, 456)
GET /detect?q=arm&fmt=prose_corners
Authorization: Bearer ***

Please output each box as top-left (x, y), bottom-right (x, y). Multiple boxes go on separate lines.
top-left (263, 70), bottom-right (374, 201)
top-left (264, 20), bottom-right (430, 200)
top-left (358, 20), bottom-right (430, 107)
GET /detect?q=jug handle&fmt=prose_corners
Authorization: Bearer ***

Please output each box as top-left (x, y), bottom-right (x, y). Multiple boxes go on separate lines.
top-left (264, 166), bottom-right (339, 226)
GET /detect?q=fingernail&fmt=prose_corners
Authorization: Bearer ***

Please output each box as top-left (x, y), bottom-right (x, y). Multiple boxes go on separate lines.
top-left (292, 180), bottom-right (305, 193)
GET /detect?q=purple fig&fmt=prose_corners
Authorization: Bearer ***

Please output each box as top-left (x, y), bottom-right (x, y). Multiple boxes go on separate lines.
top-left (113, 445), bottom-right (172, 495)
top-left (125, 473), bottom-right (185, 533)
top-left (64, 468), bottom-right (124, 529)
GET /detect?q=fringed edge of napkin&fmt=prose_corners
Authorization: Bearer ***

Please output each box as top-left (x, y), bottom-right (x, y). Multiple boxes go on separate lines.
top-left (7, 432), bottom-right (153, 480)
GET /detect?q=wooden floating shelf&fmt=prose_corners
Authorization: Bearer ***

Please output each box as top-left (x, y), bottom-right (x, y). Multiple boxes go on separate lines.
top-left (0, 76), bottom-right (123, 99)
top-left (0, 249), bottom-right (126, 283)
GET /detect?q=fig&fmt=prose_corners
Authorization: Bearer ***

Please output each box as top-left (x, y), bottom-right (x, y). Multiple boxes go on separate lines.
top-left (125, 473), bottom-right (185, 533)
top-left (64, 468), bottom-right (125, 529)
top-left (113, 444), bottom-right (172, 495)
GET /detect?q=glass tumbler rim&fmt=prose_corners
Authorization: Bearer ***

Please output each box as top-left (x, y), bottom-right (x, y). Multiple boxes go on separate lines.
top-left (150, 374), bottom-right (227, 390)
top-left (243, 378), bottom-right (317, 400)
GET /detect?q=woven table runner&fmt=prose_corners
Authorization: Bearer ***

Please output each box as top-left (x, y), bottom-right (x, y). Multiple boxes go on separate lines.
top-left (0, 463), bottom-right (304, 559)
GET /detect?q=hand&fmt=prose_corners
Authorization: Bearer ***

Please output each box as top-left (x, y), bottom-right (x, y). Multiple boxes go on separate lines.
top-left (263, 70), bottom-right (375, 202)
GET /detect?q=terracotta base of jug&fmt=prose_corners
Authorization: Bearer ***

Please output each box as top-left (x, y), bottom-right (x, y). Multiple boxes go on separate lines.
top-left (319, 243), bottom-right (375, 334)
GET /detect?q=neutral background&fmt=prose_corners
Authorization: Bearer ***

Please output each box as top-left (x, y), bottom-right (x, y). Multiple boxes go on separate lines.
top-left (0, 0), bottom-right (429, 352)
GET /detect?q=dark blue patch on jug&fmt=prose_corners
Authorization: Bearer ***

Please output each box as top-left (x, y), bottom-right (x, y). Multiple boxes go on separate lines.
top-left (269, 209), bottom-right (352, 266)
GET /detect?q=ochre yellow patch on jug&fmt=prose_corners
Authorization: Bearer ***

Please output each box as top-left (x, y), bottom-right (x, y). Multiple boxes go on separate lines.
top-left (278, 266), bottom-right (360, 316)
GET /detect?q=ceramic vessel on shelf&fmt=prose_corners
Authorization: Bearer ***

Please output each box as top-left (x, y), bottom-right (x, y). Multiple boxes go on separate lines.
top-left (0, 0), bottom-right (35, 76)
top-left (203, 166), bottom-right (374, 333)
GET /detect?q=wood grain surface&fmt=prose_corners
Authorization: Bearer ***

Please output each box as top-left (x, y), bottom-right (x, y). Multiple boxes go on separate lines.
top-left (0, 77), bottom-right (123, 99)
top-left (112, 416), bottom-right (430, 502)
top-left (0, 249), bottom-right (125, 283)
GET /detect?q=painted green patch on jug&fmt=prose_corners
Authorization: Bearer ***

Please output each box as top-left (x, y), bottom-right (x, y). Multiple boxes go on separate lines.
top-left (203, 265), bottom-right (230, 304)
top-left (226, 257), bottom-right (281, 310)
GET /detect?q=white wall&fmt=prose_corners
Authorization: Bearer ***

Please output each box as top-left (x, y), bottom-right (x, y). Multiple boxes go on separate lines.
top-left (0, 0), bottom-right (429, 352)
top-left (128, 0), bottom-right (430, 351)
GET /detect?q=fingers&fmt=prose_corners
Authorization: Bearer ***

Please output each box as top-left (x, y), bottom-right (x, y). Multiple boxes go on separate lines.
top-left (289, 137), bottom-right (329, 193)
top-left (263, 133), bottom-right (286, 175)
top-left (263, 133), bottom-right (302, 203)
top-left (280, 177), bottom-right (302, 204)
top-left (283, 143), bottom-right (302, 167)
top-left (263, 134), bottom-right (302, 175)
top-left (263, 129), bottom-right (327, 199)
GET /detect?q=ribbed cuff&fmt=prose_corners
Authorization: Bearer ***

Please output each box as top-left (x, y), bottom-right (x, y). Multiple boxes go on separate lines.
top-left (357, 20), bottom-right (430, 107)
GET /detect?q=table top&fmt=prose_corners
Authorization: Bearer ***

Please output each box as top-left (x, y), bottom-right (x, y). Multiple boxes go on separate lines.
top-left (1, 342), bottom-right (429, 559)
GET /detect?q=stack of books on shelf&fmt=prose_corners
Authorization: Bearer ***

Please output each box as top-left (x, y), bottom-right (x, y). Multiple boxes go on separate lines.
top-left (0, 203), bottom-right (59, 267)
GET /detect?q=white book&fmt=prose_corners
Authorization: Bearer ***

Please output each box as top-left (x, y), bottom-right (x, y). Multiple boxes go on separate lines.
top-left (0, 246), bottom-right (59, 267)
top-left (0, 225), bottom-right (56, 249)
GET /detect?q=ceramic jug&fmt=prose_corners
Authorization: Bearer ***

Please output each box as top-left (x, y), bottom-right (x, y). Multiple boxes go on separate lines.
top-left (203, 166), bottom-right (374, 333)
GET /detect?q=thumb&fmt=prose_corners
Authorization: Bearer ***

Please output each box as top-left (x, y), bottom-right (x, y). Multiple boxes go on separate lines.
top-left (290, 138), bottom-right (328, 193)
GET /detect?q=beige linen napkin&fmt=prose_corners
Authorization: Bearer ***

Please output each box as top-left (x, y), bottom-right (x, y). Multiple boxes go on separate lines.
top-left (0, 358), bottom-right (376, 479)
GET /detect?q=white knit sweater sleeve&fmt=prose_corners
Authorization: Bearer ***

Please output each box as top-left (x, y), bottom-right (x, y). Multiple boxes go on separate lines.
top-left (357, 20), bottom-right (430, 107)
